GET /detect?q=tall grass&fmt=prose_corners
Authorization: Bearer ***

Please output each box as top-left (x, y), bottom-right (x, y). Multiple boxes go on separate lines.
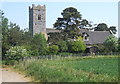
top-left (15, 55), bottom-right (119, 82)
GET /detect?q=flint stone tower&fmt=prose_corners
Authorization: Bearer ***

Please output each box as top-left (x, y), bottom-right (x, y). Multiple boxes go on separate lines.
top-left (29, 4), bottom-right (47, 38)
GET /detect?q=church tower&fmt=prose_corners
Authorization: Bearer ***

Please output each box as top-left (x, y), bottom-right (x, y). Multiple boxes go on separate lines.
top-left (29, 4), bottom-right (47, 39)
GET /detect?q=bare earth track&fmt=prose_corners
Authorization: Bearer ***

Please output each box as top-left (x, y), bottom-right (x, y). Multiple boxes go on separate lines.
top-left (0, 67), bottom-right (31, 82)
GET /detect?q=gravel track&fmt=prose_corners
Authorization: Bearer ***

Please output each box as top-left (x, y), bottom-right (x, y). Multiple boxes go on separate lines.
top-left (1, 67), bottom-right (31, 82)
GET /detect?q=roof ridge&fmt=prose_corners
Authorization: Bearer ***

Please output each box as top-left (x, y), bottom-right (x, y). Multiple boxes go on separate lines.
top-left (89, 31), bottom-right (109, 32)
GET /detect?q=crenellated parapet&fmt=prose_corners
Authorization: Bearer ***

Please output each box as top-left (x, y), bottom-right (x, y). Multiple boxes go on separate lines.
top-left (29, 4), bottom-right (46, 10)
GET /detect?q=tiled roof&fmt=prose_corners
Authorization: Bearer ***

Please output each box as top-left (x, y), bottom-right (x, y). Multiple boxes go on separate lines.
top-left (46, 28), bottom-right (61, 33)
top-left (46, 28), bottom-right (111, 44)
top-left (81, 31), bottom-right (111, 44)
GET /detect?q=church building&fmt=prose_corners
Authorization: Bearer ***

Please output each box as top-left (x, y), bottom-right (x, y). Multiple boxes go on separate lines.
top-left (29, 4), bottom-right (111, 54)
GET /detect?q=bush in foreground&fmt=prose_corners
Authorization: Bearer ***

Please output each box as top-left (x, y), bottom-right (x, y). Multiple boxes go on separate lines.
top-left (5, 46), bottom-right (28, 64)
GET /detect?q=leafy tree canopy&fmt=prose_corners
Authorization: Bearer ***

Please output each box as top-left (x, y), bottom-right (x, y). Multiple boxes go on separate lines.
top-left (109, 26), bottom-right (117, 34)
top-left (94, 23), bottom-right (117, 34)
top-left (94, 23), bottom-right (108, 31)
top-left (80, 19), bottom-right (92, 29)
top-left (1, 10), bottom-right (32, 58)
top-left (54, 7), bottom-right (82, 39)
top-left (31, 33), bottom-right (47, 55)
top-left (104, 35), bottom-right (118, 52)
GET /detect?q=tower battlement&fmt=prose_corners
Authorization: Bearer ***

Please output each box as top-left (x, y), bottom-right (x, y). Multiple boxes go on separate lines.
top-left (29, 4), bottom-right (46, 10)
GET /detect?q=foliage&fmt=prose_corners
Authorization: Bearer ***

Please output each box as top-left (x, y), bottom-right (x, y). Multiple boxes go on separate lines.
top-left (104, 35), bottom-right (118, 53)
top-left (31, 33), bottom-right (47, 55)
top-left (97, 45), bottom-right (109, 54)
top-left (7, 23), bottom-right (24, 46)
top-left (29, 49), bottom-right (39, 56)
top-left (5, 46), bottom-right (28, 63)
top-left (54, 7), bottom-right (82, 29)
top-left (48, 45), bottom-right (59, 55)
top-left (68, 40), bottom-right (86, 52)
top-left (57, 41), bottom-right (68, 52)
top-left (54, 7), bottom-right (82, 39)
top-left (1, 11), bottom-right (10, 59)
top-left (80, 19), bottom-right (92, 29)
top-left (76, 36), bottom-right (83, 41)
top-left (21, 29), bottom-right (33, 45)
top-left (118, 38), bottom-right (120, 52)
top-left (2, 22), bottom-right (32, 59)
top-left (94, 23), bottom-right (108, 31)
top-left (94, 23), bottom-right (117, 34)
top-left (109, 26), bottom-right (117, 34)
top-left (1, 11), bottom-right (32, 59)
top-left (47, 32), bottom-right (64, 45)
top-left (16, 56), bottom-right (119, 82)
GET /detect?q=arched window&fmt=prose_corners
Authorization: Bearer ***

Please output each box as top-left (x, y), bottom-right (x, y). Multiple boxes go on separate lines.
top-left (38, 15), bottom-right (41, 20)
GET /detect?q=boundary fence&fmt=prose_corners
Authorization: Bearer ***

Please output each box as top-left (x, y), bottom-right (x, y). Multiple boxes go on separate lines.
top-left (23, 52), bottom-right (120, 61)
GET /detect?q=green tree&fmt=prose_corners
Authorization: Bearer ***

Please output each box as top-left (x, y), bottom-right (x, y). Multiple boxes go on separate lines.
top-left (31, 33), bottom-right (47, 55)
top-left (1, 10), bottom-right (33, 59)
top-left (57, 41), bottom-right (68, 52)
top-left (1, 11), bottom-right (10, 58)
top-left (98, 45), bottom-right (109, 54)
top-left (7, 22), bottom-right (24, 46)
top-left (104, 35), bottom-right (118, 53)
top-left (80, 19), bottom-right (92, 29)
top-left (54, 7), bottom-right (82, 39)
top-left (80, 19), bottom-right (89, 28)
top-left (68, 40), bottom-right (86, 53)
top-left (48, 45), bottom-right (59, 55)
top-left (48, 32), bottom-right (64, 45)
top-left (109, 26), bottom-right (117, 34)
top-left (94, 23), bottom-right (108, 31)
top-left (94, 23), bottom-right (117, 34)
top-left (0, 10), bottom-right (2, 59)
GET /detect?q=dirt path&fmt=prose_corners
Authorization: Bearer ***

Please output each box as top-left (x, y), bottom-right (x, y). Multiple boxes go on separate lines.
top-left (1, 67), bottom-right (31, 82)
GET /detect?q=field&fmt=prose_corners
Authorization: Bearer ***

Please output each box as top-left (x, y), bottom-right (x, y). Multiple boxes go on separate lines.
top-left (15, 55), bottom-right (119, 82)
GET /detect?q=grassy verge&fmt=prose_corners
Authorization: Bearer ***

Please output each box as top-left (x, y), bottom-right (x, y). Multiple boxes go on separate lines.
top-left (14, 55), bottom-right (119, 82)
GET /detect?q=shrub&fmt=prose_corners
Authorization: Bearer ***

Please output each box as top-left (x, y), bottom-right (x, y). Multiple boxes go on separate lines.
top-left (57, 41), bottom-right (68, 52)
top-left (3, 60), bottom-right (17, 65)
top-left (68, 40), bottom-right (86, 52)
top-left (29, 49), bottom-right (39, 56)
top-left (5, 46), bottom-right (28, 63)
top-left (97, 45), bottom-right (109, 54)
top-left (104, 35), bottom-right (118, 53)
top-left (49, 45), bottom-right (59, 55)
